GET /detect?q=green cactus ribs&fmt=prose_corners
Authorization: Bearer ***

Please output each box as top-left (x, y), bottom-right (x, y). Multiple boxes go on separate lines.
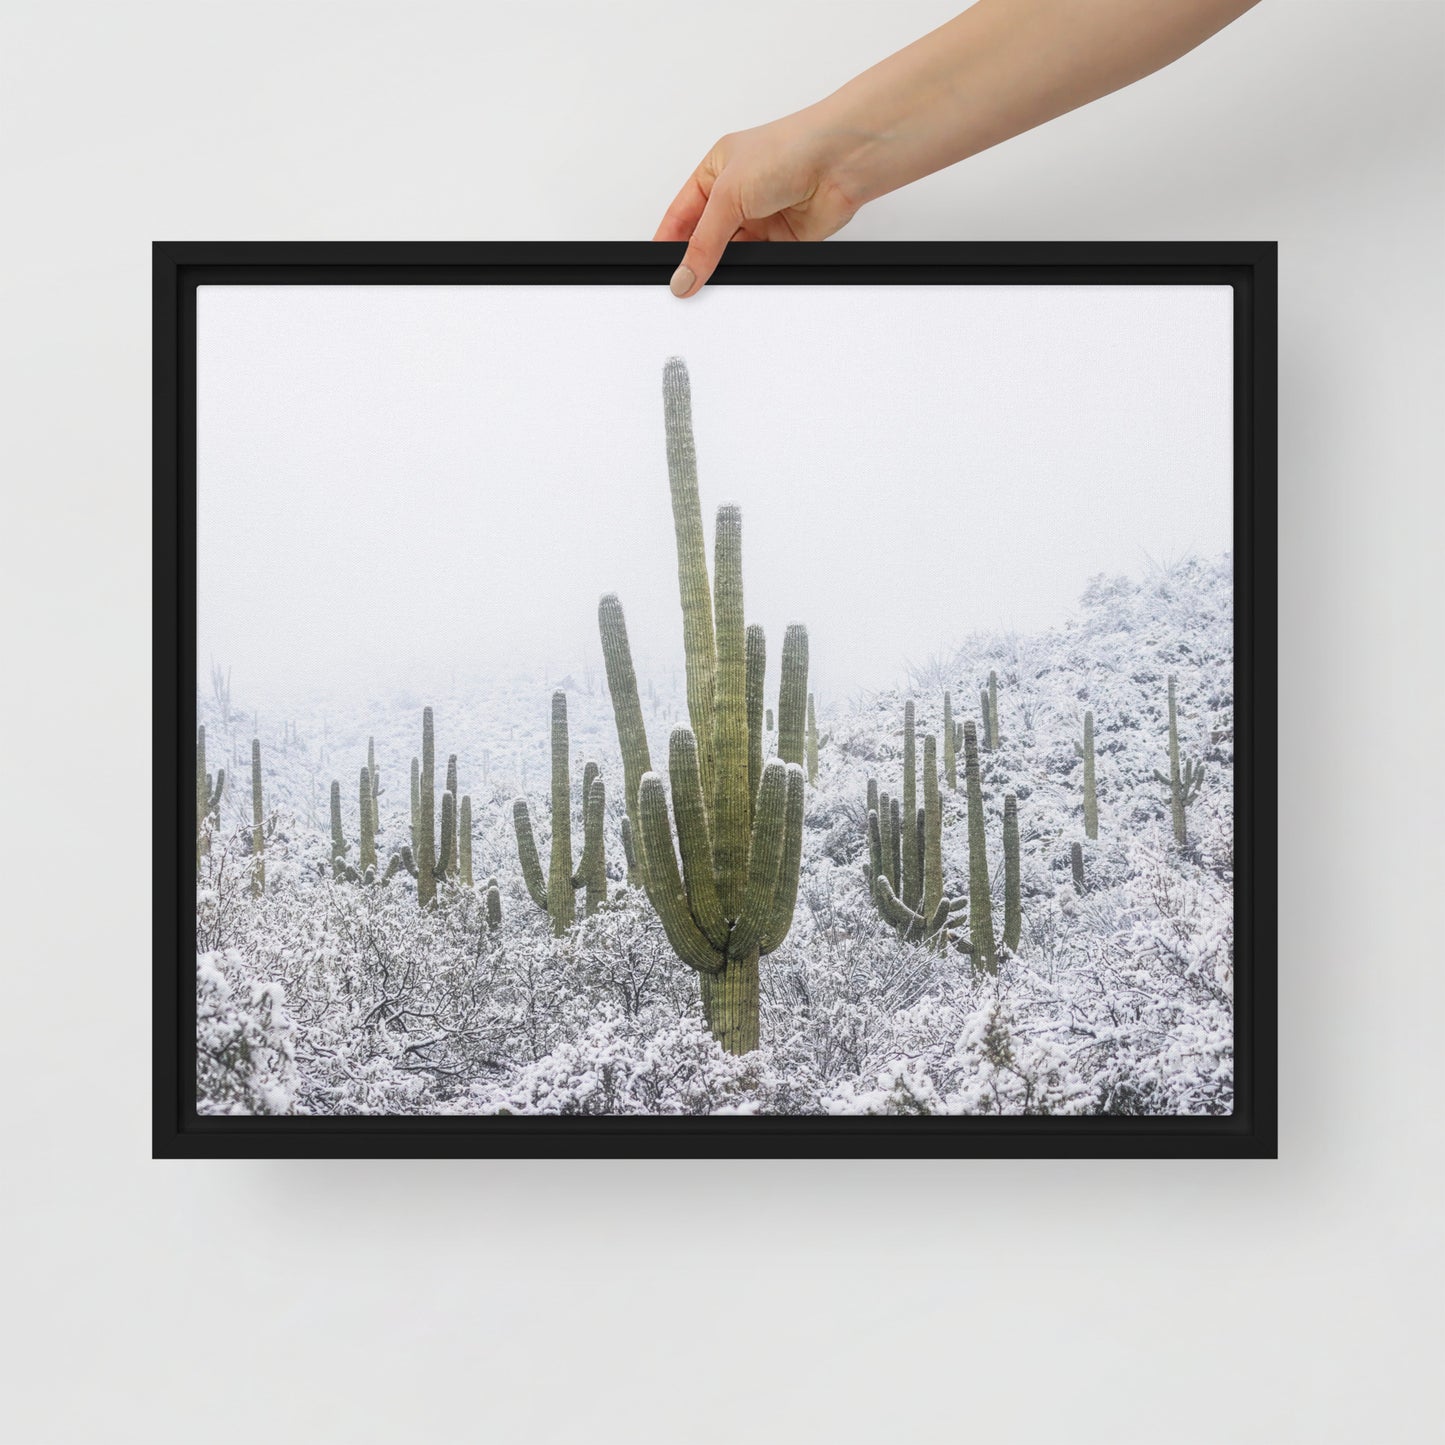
top-left (598, 356), bottom-right (809, 1054)
top-left (512, 689), bottom-right (611, 935)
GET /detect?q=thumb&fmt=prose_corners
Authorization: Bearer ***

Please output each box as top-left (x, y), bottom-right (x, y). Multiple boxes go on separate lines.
top-left (670, 179), bottom-right (743, 298)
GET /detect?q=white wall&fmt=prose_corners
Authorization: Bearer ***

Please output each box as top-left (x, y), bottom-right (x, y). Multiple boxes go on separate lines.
top-left (2, 2), bottom-right (1440, 1441)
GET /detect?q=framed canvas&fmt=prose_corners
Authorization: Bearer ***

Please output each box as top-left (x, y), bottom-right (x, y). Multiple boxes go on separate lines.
top-left (155, 241), bottom-right (1276, 1158)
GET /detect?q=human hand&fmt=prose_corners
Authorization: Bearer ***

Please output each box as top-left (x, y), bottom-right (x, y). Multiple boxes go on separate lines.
top-left (654, 111), bottom-right (865, 299)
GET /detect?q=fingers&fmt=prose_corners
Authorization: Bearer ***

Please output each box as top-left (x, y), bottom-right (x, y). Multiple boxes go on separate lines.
top-left (653, 174), bottom-right (707, 244)
top-left (670, 178), bottom-right (743, 298)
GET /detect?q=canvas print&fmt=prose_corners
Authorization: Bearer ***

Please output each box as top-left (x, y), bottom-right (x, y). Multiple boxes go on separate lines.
top-left (194, 282), bottom-right (1234, 1117)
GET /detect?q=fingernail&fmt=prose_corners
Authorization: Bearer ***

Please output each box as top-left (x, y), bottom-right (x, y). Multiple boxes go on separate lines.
top-left (669, 264), bottom-right (695, 298)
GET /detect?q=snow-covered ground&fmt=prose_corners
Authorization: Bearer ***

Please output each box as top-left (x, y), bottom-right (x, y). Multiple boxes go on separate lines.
top-left (195, 553), bottom-right (1234, 1116)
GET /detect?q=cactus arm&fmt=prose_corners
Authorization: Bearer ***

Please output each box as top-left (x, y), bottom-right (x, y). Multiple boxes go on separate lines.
top-left (866, 778), bottom-right (879, 821)
top-left (709, 504), bottom-right (751, 918)
top-left (639, 772), bottom-right (724, 976)
top-left (663, 357), bottom-right (719, 802)
top-left (512, 799), bottom-right (549, 910)
top-left (444, 755), bottom-right (459, 876)
top-left (667, 727), bottom-right (728, 948)
top-left (437, 791), bottom-right (455, 881)
top-left (730, 758), bottom-right (788, 959)
top-left (745, 623), bottom-right (766, 826)
top-left (410, 756), bottom-right (420, 853)
top-left (330, 780), bottom-right (347, 878)
top-left (758, 762), bottom-right (805, 956)
top-left (382, 851), bottom-right (404, 884)
top-left (874, 875), bottom-right (931, 940)
top-left (619, 814), bottom-right (639, 883)
top-left (598, 594), bottom-right (654, 858)
top-left (867, 807), bottom-right (884, 884)
top-left (775, 624), bottom-right (809, 768)
top-left (884, 791), bottom-right (895, 890)
top-left (923, 734), bottom-right (943, 917)
top-left (877, 789), bottom-right (893, 890)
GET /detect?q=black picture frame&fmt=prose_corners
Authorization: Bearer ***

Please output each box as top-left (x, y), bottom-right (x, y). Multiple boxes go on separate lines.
top-left (155, 240), bottom-right (1277, 1159)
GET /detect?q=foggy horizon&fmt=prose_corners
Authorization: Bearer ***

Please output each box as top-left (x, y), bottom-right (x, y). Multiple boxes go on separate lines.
top-left (197, 282), bottom-right (1232, 716)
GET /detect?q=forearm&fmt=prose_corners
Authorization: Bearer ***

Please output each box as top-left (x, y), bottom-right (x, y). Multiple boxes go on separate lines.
top-left (804, 0), bottom-right (1260, 206)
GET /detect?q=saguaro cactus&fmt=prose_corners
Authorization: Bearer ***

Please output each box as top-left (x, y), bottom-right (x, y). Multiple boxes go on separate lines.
top-left (1075, 710), bottom-right (1098, 840)
top-left (963, 720), bottom-right (996, 972)
top-left (485, 876), bottom-right (503, 929)
top-left (987, 670), bottom-right (1000, 751)
top-left (599, 360), bottom-right (809, 1054)
top-left (942, 691), bottom-right (956, 790)
top-left (513, 691), bottom-right (609, 932)
top-left (360, 767), bottom-right (378, 876)
top-left (409, 755), bottom-right (420, 854)
top-left (1002, 793), bottom-right (1021, 953)
top-left (979, 688), bottom-right (992, 751)
top-left (1154, 674), bottom-right (1205, 847)
top-left (765, 707), bottom-right (774, 732)
top-left (366, 737), bottom-right (382, 839)
top-left (415, 707), bottom-right (455, 907)
top-left (196, 725), bottom-right (224, 865)
top-left (806, 693), bottom-right (819, 785)
top-left (1071, 841), bottom-right (1086, 894)
top-left (865, 725), bottom-right (964, 948)
top-left (899, 701), bottom-right (921, 910)
top-left (250, 738), bottom-right (264, 897)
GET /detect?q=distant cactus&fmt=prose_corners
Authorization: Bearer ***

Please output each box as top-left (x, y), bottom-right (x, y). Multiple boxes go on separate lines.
top-left (987, 670), bottom-right (1000, 751)
top-left (409, 755), bottom-right (420, 854)
top-left (1002, 794), bottom-right (1021, 953)
top-left (619, 814), bottom-right (639, 885)
top-left (513, 691), bottom-right (610, 932)
top-left (597, 357), bottom-right (808, 1053)
top-left (366, 737), bottom-right (382, 839)
top-left (900, 701), bottom-right (920, 910)
top-left (195, 725), bottom-right (224, 866)
top-left (963, 720), bottom-right (996, 971)
top-left (865, 720), bottom-right (965, 950)
top-left (979, 688), bottom-right (992, 751)
top-left (765, 707), bottom-right (774, 732)
top-left (250, 738), bottom-right (264, 897)
top-left (459, 795), bottom-right (473, 888)
top-left (485, 876), bottom-right (503, 929)
top-left (415, 707), bottom-right (455, 907)
top-left (1153, 674), bottom-right (1205, 847)
top-left (444, 754), bottom-right (460, 878)
top-left (942, 691), bottom-right (956, 790)
top-left (806, 693), bottom-right (819, 784)
top-left (330, 781), bottom-right (360, 882)
top-left (359, 767), bottom-right (377, 876)
top-left (1071, 841), bottom-right (1086, 894)
top-left (1075, 710), bottom-right (1098, 840)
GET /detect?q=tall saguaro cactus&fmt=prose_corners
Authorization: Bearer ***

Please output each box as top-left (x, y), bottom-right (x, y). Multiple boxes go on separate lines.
top-left (196, 725), bottom-right (224, 866)
top-left (1076, 710), bottom-right (1098, 840)
top-left (513, 691), bottom-right (609, 933)
top-left (1002, 793), bottom-right (1021, 953)
top-left (415, 706), bottom-right (455, 907)
top-left (459, 796), bottom-right (473, 888)
top-left (900, 701), bottom-right (920, 910)
top-left (963, 720), bottom-right (996, 972)
top-left (598, 359), bottom-right (809, 1054)
top-left (1154, 674), bottom-right (1205, 847)
top-left (360, 767), bottom-right (378, 876)
top-left (250, 738), bottom-right (264, 897)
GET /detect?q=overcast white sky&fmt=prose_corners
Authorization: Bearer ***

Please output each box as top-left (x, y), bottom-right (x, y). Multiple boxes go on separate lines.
top-left (197, 282), bottom-right (1232, 708)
